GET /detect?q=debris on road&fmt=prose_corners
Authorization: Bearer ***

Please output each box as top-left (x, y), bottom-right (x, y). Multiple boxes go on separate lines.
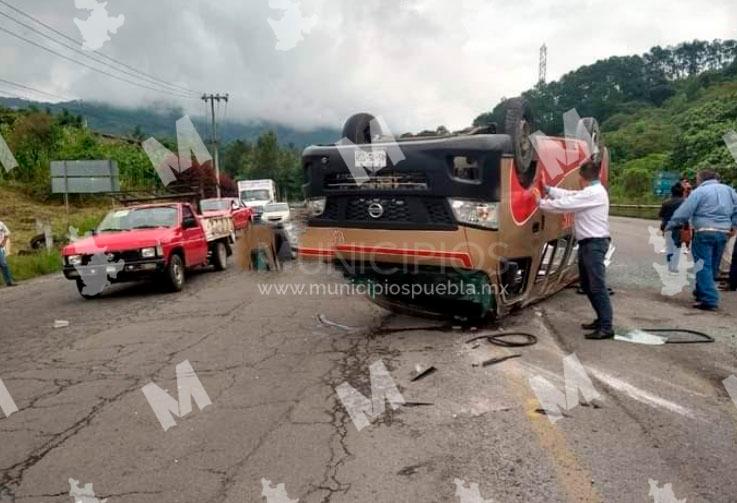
top-left (473, 354), bottom-right (522, 367)
top-left (53, 320), bottom-right (70, 329)
top-left (403, 401), bottom-right (434, 407)
top-left (410, 365), bottom-right (437, 382)
top-left (318, 314), bottom-right (359, 331)
top-left (614, 330), bottom-right (667, 345)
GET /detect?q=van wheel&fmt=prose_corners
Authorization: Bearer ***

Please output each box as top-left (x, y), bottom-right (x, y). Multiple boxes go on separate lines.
top-left (163, 254), bottom-right (185, 292)
top-left (341, 113), bottom-right (379, 144)
top-left (211, 241), bottom-right (228, 271)
top-left (75, 279), bottom-right (100, 299)
top-left (499, 97), bottom-right (536, 187)
top-left (577, 117), bottom-right (603, 162)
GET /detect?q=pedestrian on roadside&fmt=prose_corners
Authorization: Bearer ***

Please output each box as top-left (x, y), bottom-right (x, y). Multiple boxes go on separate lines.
top-left (0, 220), bottom-right (18, 287)
top-left (658, 182), bottom-right (686, 273)
top-left (537, 158), bottom-right (614, 340)
top-left (667, 169), bottom-right (737, 310)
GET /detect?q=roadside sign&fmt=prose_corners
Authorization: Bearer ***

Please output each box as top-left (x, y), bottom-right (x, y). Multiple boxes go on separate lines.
top-left (652, 171), bottom-right (680, 197)
top-left (51, 160), bottom-right (120, 194)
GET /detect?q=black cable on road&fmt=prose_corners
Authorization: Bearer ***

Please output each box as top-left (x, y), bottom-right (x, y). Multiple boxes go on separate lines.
top-left (465, 332), bottom-right (538, 347)
top-left (640, 328), bottom-right (715, 344)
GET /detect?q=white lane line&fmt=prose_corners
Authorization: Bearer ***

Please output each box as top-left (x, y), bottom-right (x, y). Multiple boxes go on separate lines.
top-left (587, 368), bottom-right (696, 419)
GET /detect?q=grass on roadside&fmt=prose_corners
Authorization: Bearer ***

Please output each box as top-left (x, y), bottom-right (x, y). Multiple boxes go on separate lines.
top-left (6, 250), bottom-right (63, 282)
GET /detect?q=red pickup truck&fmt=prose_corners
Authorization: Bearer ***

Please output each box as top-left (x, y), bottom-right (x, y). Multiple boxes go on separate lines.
top-left (62, 202), bottom-right (235, 298)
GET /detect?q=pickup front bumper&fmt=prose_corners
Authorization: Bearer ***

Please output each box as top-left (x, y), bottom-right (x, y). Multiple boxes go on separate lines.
top-left (63, 258), bottom-right (166, 282)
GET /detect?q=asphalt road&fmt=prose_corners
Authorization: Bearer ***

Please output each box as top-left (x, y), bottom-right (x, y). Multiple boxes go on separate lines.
top-left (1, 217), bottom-right (736, 502)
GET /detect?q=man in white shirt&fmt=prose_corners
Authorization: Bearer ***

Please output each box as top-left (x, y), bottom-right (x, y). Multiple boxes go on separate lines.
top-left (537, 159), bottom-right (613, 339)
top-left (0, 220), bottom-right (17, 287)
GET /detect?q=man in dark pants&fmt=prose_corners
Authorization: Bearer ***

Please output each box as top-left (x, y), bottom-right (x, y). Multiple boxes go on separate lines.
top-left (667, 169), bottom-right (737, 310)
top-left (537, 159), bottom-right (614, 339)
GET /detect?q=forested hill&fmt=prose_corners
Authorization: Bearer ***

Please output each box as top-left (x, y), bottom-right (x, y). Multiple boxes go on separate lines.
top-left (475, 40), bottom-right (737, 200)
top-left (0, 97), bottom-right (339, 148)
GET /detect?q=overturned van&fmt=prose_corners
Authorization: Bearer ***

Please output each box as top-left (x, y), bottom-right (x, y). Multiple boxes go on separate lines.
top-left (298, 98), bottom-right (609, 319)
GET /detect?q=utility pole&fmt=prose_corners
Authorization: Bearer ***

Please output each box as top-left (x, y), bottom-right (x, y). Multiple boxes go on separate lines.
top-left (538, 44), bottom-right (548, 86)
top-left (201, 93), bottom-right (229, 198)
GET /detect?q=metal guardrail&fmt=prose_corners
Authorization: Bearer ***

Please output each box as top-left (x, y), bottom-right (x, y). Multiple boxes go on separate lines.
top-left (610, 204), bottom-right (660, 209)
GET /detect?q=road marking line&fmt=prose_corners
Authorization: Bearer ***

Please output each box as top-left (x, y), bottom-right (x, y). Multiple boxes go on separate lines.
top-left (587, 368), bottom-right (695, 419)
top-left (501, 365), bottom-right (602, 503)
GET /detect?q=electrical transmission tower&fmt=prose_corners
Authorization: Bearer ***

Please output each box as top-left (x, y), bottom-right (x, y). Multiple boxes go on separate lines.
top-left (538, 44), bottom-right (548, 85)
top-left (201, 93), bottom-right (229, 198)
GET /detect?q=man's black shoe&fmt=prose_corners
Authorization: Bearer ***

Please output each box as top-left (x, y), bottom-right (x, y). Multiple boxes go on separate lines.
top-left (5, 282), bottom-right (17, 287)
top-left (581, 321), bottom-right (599, 330)
top-left (585, 329), bottom-right (615, 340)
top-left (692, 303), bottom-right (717, 311)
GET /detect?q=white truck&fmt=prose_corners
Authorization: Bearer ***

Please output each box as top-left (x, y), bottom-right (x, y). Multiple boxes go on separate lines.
top-left (237, 179), bottom-right (277, 220)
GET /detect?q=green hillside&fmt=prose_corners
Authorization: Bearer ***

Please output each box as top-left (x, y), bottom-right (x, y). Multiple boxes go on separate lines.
top-left (475, 40), bottom-right (737, 202)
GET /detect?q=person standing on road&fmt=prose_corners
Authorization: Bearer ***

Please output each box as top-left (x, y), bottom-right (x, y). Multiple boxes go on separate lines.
top-left (667, 169), bottom-right (737, 311)
top-left (537, 159), bottom-right (614, 340)
top-left (0, 220), bottom-right (17, 287)
top-left (658, 182), bottom-right (686, 273)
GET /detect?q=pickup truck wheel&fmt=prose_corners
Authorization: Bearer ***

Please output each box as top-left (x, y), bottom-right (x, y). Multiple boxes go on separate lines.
top-left (164, 254), bottom-right (185, 292)
top-left (499, 97), bottom-right (536, 187)
top-left (212, 241), bottom-right (228, 271)
top-left (75, 279), bottom-right (101, 299)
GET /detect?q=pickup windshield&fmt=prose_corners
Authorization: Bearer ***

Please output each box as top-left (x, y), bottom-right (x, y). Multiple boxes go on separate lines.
top-left (97, 207), bottom-right (178, 232)
top-left (200, 199), bottom-right (232, 211)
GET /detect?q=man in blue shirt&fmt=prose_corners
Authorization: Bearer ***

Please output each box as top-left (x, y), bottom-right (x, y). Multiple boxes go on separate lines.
top-left (667, 169), bottom-right (737, 310)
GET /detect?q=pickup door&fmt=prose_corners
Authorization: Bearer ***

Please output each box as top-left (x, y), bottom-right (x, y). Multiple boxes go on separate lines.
top-left (181, 205), bottom-right (208, 267)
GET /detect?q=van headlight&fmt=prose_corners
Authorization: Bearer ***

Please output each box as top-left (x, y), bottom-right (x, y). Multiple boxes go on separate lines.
top-left (448, 199), bottom-right (499, 229)
top-left (140, 247), bottom-right (157, 258)
top-left (308, 197), bottom-right (327, 217)
top-left (67, 254), bottom-right (83, 266)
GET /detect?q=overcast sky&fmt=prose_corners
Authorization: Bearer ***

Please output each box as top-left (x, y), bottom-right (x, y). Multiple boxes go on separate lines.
top-left (1, 0), bottom-right (736, 133)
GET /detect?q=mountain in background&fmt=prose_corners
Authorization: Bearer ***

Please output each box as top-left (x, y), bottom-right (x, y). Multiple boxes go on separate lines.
top-left (0, 96), bottom-right (340, 147)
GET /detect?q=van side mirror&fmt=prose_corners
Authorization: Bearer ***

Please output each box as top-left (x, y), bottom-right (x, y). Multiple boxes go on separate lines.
top-left (182, 216), bottom-right (197, 229)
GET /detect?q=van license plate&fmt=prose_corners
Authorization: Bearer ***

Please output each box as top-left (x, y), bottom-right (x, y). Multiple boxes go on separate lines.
top-left (355, 150), bottom-right (387, 170)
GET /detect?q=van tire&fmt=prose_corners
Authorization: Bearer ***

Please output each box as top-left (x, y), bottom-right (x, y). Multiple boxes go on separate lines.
top-left (211, 241), bottom-right (228, 271)
top-left (341, 113), bottom-right (379, 144)
top-left (163, 253), bottom-right (185, 292)
top-left (578, 117), bottom-right (603, 162)
top-left (499, 98), bottom-right (536, 187)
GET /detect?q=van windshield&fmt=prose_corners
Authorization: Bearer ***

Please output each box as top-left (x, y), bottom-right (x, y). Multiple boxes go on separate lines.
top-left (241, 190), bottom-right (271, 201)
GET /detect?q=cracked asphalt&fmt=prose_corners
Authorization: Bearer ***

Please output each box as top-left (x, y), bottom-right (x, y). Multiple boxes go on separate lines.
top-left (1, 217), bottom-right (737, 502)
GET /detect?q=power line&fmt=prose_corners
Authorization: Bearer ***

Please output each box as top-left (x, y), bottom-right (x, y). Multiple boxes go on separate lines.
top-left (0, 77), bottom-right (75, 101)
top-left (0, 0), bottom-right (199, 97)
top-left (0, 25), bottom-right (197, 100)
top-left (0, 9), bottom-right (199, 98)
